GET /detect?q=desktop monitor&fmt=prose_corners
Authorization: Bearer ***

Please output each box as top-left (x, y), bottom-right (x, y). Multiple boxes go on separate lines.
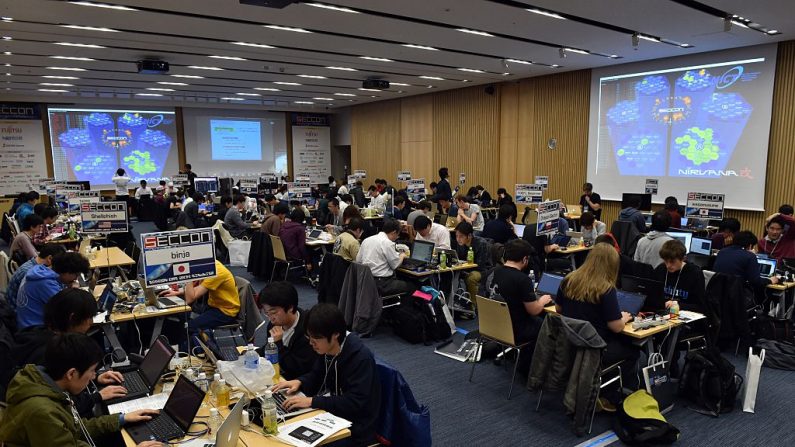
top-left (194, 177), bottom-right (219, 194)
top-left (621, 193), bottom-right (652, 212)
top-left (666, 231), bottom-right (692, 254)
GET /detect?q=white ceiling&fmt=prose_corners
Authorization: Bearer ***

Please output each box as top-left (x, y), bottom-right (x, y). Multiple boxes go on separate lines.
top-left (0, 0), bottom-right (792, 111)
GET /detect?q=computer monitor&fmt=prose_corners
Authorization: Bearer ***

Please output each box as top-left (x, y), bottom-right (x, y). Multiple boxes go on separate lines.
top-left (666, 231), bottom-right (692, 254)
top-left (621, 193), bottom-right (652, 212)
top-left (690, 237), bottom-right (712, 256)
top-left (194, 177), bottom-right (219, 194)
top-left (621, 275), bottom-right (666, 311)
top-left (757, 256), bottom-right (777, 278)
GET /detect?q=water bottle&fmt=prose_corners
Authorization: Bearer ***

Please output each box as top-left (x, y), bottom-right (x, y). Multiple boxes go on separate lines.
top-left (261, 390), bottom-right (279, 435)
top-left (439, 251), bottom-right (447, 269)
top-left (208, 408), bottom-right (223, 438)
top-left (210, 373), bottom-right (221, 405)
top-left (529, 270), bottom-right (536, 287)
top-left (132, 291), bottom-right (146, 315)
top-left (215, 379), bottom-right (230, 407)
top-left (244, 343), bottom-right (259, 369)
top-left (467, 246), bottom-right (475, 264)
top-left (263, 337), bottom-right (280, 380)
top-left (196, 372), bottom-right (209, 406)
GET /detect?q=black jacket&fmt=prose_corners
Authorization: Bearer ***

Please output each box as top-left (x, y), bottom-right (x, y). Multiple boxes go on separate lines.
top-left (434, 178), bottom-right (452, 201)
top-left (298, 333), bottom-right (381, 445)
top-left (255, 309), bottom-right (318, 380)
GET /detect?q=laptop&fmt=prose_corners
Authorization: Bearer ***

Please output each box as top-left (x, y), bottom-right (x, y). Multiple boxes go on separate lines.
top-left (204, 398), bottom-right (246, 447)
top-left (97, 286), bottom-right (118, 314)
top-left (144, 285), bottom-right (186, 309)
top-left (436, 248), bottom-right (460, 265)
top-left (758, 256), bottom-right (777, 278)
top-left (513, 224), bottom-right (525, 238)
top-left (126, 374), bottom-right (206, 444)
top-left (621, 275), bottom-right (666, 312)
top-left (446, 216), bottom-right (458, 229)
top-left (401, 240), bottom-right (436, 270)
top-left (616, 290), bottom-right (647, 315)
top-left (104, 336), bottom-right (175, 405)
top-left (202, 327), bottom-right (247, 361)
top-left (536, 273), bottom-right (564, 299)
top-left (690, 237), bottom-right (712, 256)
top-left (246, 389), bottom-right (315, 421)
top-left (306, 228), bottom-right (323, 241)
top-left (433, 213), bottom-right (445, 225)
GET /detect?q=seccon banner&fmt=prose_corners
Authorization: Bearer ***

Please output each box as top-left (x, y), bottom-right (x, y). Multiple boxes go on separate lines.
top-left (140, 228), bottom-right (217, 286)
top-left (80, 201), bottom-right (129, 233)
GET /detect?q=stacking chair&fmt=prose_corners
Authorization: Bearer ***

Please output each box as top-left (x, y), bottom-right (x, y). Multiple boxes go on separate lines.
top-left (268, 234), bottom-right (306, 282)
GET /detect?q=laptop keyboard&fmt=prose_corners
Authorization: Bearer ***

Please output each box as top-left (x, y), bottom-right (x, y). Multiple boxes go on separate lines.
top-left (218, 346), bottom-right (241, 361)
top-left (123, 373), bottom-right (148, 395)
top-left (272, 391), bottom-right (291, 416)
top-left (148, 415), bottom-right (183, 441)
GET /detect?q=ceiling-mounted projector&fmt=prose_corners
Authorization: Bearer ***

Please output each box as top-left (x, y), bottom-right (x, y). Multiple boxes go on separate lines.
top-left (362, 79), bottom-right (390, 90)
top-left (137, 60), bottom-right (169, 74)
top-left (239, 0), bottom-right (298, 8)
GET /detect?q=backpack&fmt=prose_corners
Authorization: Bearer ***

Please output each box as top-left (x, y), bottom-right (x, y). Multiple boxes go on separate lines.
top-left (678, 347), bottom-right (743, 416)
top-left (614, 390), bottom-right (680, 446)
top-left (392, 296), bottom-right (451, 345)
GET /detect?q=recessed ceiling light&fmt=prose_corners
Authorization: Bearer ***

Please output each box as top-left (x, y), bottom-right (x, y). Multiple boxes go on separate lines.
top-left (458, 68), bottom-right (484, 73)
top-left (54, 42), bottom-right (106, 48)
top-left (563, 47), bottom-right (589, 55)
top-left (297, 75), bottom-right (327, 79)
top-left (46, 66), bottom-right (87, 71)
top-left (390, 82), bottom-right (410, 86)
top-left (294, 101), bottom-right (314, 104)
top-left (40, 83), bottom-right (74, 87)
top-left (637, 34), bottom-right (660, 42)
top-left (3, 52), bottom-right (10, 55)
top-left (274, 81), bottom-right (301, 85)
top-left (456, 28), bottom-right (494, 37)
top-left (313, 97), bottom-right (335, 100)
top-left (231, 42), bottom-right (276, 49)
top-left (2, 36), bottom-right (12, 41)
top-left (358, 88), bottom-right (380, 92)
top-left (609, 54), bottom-right (620, 58)
top-left (526, 8), bottom-right (566, 20)
top-left (767, 30), bottom-right (779, 35)
top-left (60, 24), bottom-right (119, 32)
top-left (326, 66), bottom-right (357, 71)
top-left (334, 93), bottom-right (356, 96)
top-left (402, 44), bottom-right (438, 51)
top-left (38, 89), bottom-right (69, 92)
top-left (50, 56), bottom-right (95, 61)
top-left (506, 59), bottom-right (532, 65)
top-left (221, 97), bottom-right (245, 101)
top-left (305, 3), bottom-right (359, 13)
top-left (236, 92), bottom-right (261, 96)
top-left (419, 76), bottom-right (445, 80)
top-left (265, 25), bottom-right (312, 33)
top-left (146, 87), bottom-right (175, 92)
top-left (679, 44), bottom-right (693, 48)
top-left (135, 93), bottom-right (163, 97)
top-left (172, 74), bottom-right (204, 79)
top-left (158, 81), bottom-right (188, 86)
top-left (1, 17), bottom-right (12, 22)
top-left (209, 55), bottom-right (247, 61)
top-left (550, 64), bottom-right (561, 68)
top-left (187, 66), bottom-right (224, 71)
top-left (70, 1), bottom-right (137, 11)
top-left (42, 75), bottom-right (79, 79)
top-left (254, 87), bottom-right (281, 91)
top-left (360, 56), bottom-right (393, 62)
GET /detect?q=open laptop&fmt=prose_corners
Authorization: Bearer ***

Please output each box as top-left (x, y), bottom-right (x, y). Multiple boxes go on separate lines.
top-left (621, 275), bottom-right (666, 312)
top-left (446, 216), bottom-right (458, 229)
top-left (758, 256), bottom-right (777, 278)
top-left (689, 237), bottom-right (712, 256)
top-left (126, 374), bottom-right (206, 444)
top-left (432, 213), bottom-right (445, 225)
top-left (144, 285), bottom-right (186, 309)
top-left (513, 224), bottom-right (525, 238)
top-left (306, 228), bottom-right (323, 241)
top-left (401, 240), bottom-right (435, 270)
top-left (536, 273), bottom-right (564, 299)
top-left (616, 290), bottom-right (647, 315)
top-left (104, 336), bottom-right (175, 405)
top-left (202, 398), bottom-right (246, 447)
top-left (97, 286), bottom-right (118, 314)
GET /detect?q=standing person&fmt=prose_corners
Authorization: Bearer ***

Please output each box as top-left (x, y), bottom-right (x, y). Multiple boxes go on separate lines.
top-left (496, 188), bottom-right (518, 222)
top-left (13, 191), bottom-right (39, 224)
top-left (112, 168), bottom-right (131, 201)
top-left (711, 217), bottom-right (741, 251)
top-left (10, 214), bottom-right (43, 263)
top-left (413, 215), bottom-right (451, 250)
top-left (134, 180), bottom-right (153, 199)
top-left (579, 183), bottom-right (602, 221)
top-left (618, 195), bottom-right (647, 233)
top-left (454, 222), bottom-right (493, 312)
top-left (634, 210), bottom-right (673, 268)
top-left (713, 231), bottom-right (780, 287)
top-left (758, 213), bottom-right (795, 262)
top-left (455, 194), bottom-right (484, 232)
top-left (481, 204), bottom-right (518, 243)
top-left (182, 163), bottom-right (197, 193)
top-left (356, 219), bottom-right (415, 296)
top-left (579, 211), bottom-right (606, 244)
top-left (664, 196), bottom-right (682, 229)
top-left (434, 167), bottom-right (452, 202)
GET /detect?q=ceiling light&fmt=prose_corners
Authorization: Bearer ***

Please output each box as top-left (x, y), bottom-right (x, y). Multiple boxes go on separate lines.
top-left (60, 24), bottom-right (119, 32)
top-left (313, 97), bottom-right (335, 100)
top-left (457, 28), bottom-right (494, 37)
top-left (419, 76), bottom-right (444, 80)
top-left (70, 1), bottom-right (138, 11)
top-left (358, 88), bottom-right (380, 92)
top-left (768, 30), bottom-right (779, 35)
top-left (232, 42), bottom-right (275, 49)
top-left (209, 55), bottom-right (247, 61)
top-left (42, 75), bottom-right (79, 79)
top-left (187, 66), bottom-right (224, 70)
top-left (458, 68), bottom-right (484, 73)
top-left (679, 43), bottom-right (693, 48)
top-left (297, 75), bottom-right (327, 79)
top-left (136, 93), bottom-right (163, 97)
top-left (506, 59), bottom-right (532, 65)
top-left (390, 82), bottom-right (411, 86)
top-left (402, 44), bottom-right (438, 51)
top-left (360, 56), bottom-right (393, 62)
top-left (610, 54), bottom-right (620, 58)
top-left (40, 83), bottom-right (74, 87)
top-left (236, 92), bottom-right (261, 96)
top-left (146, 87), bottom-right (175, 92)
top-left (731, 20), bottom-right (749, 29)
top-left (326, 66), bottom-right (357, 71)
top-left (274, 81), bottom-right (301, 85)
top-left (1, 17), bottom-right (12, 22)
top-left (158, 81), bottom-right (187, 86)
top-left (46, 66), bottom-right (86, 71)
top-left (54, 42), bottom-right (106, 48)
top-left (564, 47), bottom-right (589, 55)
top-left (334, 93), bottom-right (356, 96)
top-left (637, 34), bottom-right (660, 42)
top-left (551, 64), bottom-right (560, 68)
top-left (265, 25), bottom-right (311, 33)
top-left (3, 52), bottom-right (10, 55)
top-left (294, 101), bottom-right (314, 104)
top-left (38, 89), bottom-right (69, 92)
top-left (49, 56), bottom-right (95, 61)
top-left (526, 8), bottom-right (565, 20)
top-left (1, 36), bottom-right (11, 41)
top-left (172, 74), bottom-right (204, 79)
top-left (306, 3), bottom-right (359, 13)
top-left (254, 87), bottom-right (281, 91)
top-left (221, 97), bottom-right (245, 101)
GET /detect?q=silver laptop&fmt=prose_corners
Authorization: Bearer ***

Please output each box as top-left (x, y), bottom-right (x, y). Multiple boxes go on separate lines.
top-left (200, 397), bottom-right (246, 447)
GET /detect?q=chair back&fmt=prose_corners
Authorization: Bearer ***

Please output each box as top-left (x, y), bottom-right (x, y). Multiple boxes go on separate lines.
top-left (610, 220), bottom-right (641, 257)
top-left (0, 251), bottom-right (10, 294)
top-left (269, 234), bottom-right (288, 262)
top-left (7, 215), bottom-right (18, 238)
top-left (475, 295), bottom-right (516, 346)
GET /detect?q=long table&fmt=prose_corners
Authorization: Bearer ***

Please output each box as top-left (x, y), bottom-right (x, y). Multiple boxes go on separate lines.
top-left (766, 280), bottom-right (795, 320)
top-left (89, 246), bottom-right (136, 281)
top-left (398, 262), bottom-right (478, 316)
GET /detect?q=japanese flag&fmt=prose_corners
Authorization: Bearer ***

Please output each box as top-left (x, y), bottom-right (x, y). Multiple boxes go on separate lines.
top-left (173, 263), bottom-right (190, 276)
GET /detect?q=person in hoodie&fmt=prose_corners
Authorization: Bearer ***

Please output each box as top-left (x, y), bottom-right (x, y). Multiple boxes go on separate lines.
top-left (279, 208), bottom-right (312, 271)
top-left (633, 210), bottom-right (673, 268)
top-left (16, 251), bottom-right (90, 330)
top-left (757, 213), bottom-right (795, 263)
top-left (618, 195), bottom-right (647, 233)
top-left (273, 303), bottom-right (381, 446)
top-left (0, 333), bottom-right (161, 447)
top-left (6, 243), bottom-right (66, 310)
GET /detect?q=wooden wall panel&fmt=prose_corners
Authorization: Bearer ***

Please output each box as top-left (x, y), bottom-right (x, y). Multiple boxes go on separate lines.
top-left (499, 82), bottom-right (520, 191)
top-left (400, 95), bottom-right (434, 184)
top-left (350, 99), bottom-right (401, 184)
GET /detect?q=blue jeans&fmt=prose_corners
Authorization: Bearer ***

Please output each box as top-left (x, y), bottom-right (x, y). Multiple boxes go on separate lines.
top-left (188, 307), bottom-right (237, 334)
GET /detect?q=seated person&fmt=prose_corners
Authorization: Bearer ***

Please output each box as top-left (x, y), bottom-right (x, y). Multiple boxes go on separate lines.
top-left (273, 304), bottom-right (380, 446)
top-left (779, 204), bottom-right (794, 216)
top-left (664, 196), bottom-right (682, 229)
top-left (16, 252), bottom-right (90, 330)
top-left (406, 200), bottom-right (433, 227)
top-left (758, 213), bottom-right (795, 262)
top-left (13, 191), bottom-right (38, 224)
top-left (279, 209), bottom-right (312, 271)
top-left (10, 214), bottom-right (44, 264)
top-left (217, 195), bottom-right (233, 222)
top-left (263, 194), bottom-right (280, 214)
top-left (633, 210), bottom-right (673, 268)
top-left (183, 192), bottom-right (204, 229)
top-left (579, 211), bottom-right (606, 244)
top-left (496, 188), bottom-right (518, 221)
top-left (713, 230), bottom-right (779, 287)
top-left (224, 195), bottom-right (255, 238)
top-left (437, 196), bottom-right (458, 217)
top-left (710, 217), bottom-right (740, 250)
top-left (11, 289), bottom-right (129, 416)
top-left (391, 196), bottom-right (409, 220)
top-left (6, 243), bottom-right (66, 311)
top-left (134, 180), bottom-right (153, 199)
top-left (0, 333), bottom-right (160, 447)
top-left (333, 217), bottom-right (364, 262)
top-left (262, 203), bottom-right (289, 237)
top-left (161, 260), bottom-right (241, 334)
top-left (618, 195), bottom-right (647, 233)
top-left (256, 282), bottom-right (318, 380)
top-left (413, 215), bottom-right (451, 250)
top-left (455, 194), bottom-right (484, 231)
top-left (32, 206), bottom-right (59, 246)
top-left (356, 218), bottom-right (416, 296)
top-left (653, 240), bottom-right (706, 313)
top-left (325, 198), bottom-right (344, 228)
top-left (454, 222), bottom-right (493, 311)
top-left (366, 185), bottom-right (386, 213)
top-left (481, 204), bottom-right (518, 244)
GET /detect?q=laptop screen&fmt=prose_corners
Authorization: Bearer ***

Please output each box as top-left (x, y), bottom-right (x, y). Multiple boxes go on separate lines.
top-left (514, 224), bottom-right (525, 237)
top-left (140, 337), bottom-right (176, 386)
top-left (758, 257), bottom-right (777, 277)
top-left (164, 375), bottom-right (206, 431)
top-left (536, 273), bottom-right (564, 297)
top-left (666, 232), bottom-right (692, 254)
top-left (308, 229), bottom-right (322, 238)
top-left (98, 287), bottom-right (117, 313)
top-left (616, 290), bottom-right (647, 315)
top-left (690, 237), bottom-right (712, 256)
top-left (411, 240), bottom-right (435, 263)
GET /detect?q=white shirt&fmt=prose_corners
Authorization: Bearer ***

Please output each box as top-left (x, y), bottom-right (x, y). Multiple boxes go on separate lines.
top-left (112, 175), bottom-right (131, 196)
top-left (181, 197), bottom-right (194, 210)
top-left (416, 223), bottom-right (451, 250)
top-left (134, 186), bottom-right (153, 199)
top-left (368, 193), bottom-right (386, 212)
top-left (356, 232), bottom-right (402, 277)
top-left (337, 185), bottom-right (349, 196)
top-left (338, 200), bottom-right (348, 216)
top-left (283, 311), bottom-right (300, 347)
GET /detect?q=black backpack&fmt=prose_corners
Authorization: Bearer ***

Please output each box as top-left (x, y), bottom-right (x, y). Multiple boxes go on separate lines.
top-left (755, 339), bottom-right (795, 370)
top-left (678, 347), bottom-right (743, 416)
top-left (614, 391), bottom-right (680, 446)
top-left (392, 297), bottom-right (451, 345)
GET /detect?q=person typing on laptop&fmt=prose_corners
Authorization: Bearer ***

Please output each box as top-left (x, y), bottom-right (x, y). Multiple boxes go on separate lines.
top-left (713, 230), bottom-right (779, 287)
top-left (333, 217), bottom-right (364, 262)
top-left (481, 204), bottom-right (518, 244)
top-left (356, 219), bottom-right (416, 296)
top-left (0, 333), bottom-right (161, 447)
top-left (652, 240), bottom-right (706, 313)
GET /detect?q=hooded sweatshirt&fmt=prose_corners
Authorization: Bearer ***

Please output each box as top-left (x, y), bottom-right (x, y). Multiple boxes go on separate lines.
top-left (633, 231), bottom-right (673, 268)
top-left (618, 207), bottom-right (647, 233)
top-left (16, 264), bottom-right (65, 330)
top-left (0, 365), bottom-right (119, 447)
top-left (298, 333), bottom-right (380, 445)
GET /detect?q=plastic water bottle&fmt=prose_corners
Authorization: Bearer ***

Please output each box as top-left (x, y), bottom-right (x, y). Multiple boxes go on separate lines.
top-left (529, 270), bottom-right (536, 287)
top-left (439, 251), bottom-right (447, 269)
top-left (263, 337), bottom-right (280, 380)
top-left (467, 246), bottom-right (475, 264)
top-left (196, 372), bottom-right (209, 406)
top-left (215, 379), bottom-right (230, 407)
top-left (208, 408), bottom-right (223, 438)
top-left (210, 373), bottom-right (221, 405)
top-left (132, 292), bottom-right (146, 315)
top-left (261, 390), bottom-right (279, 435)
top-left (244, 344), bottom-right (259, 369)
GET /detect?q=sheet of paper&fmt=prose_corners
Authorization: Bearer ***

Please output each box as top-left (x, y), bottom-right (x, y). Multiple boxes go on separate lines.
top-left (276, 413), bottom-right (352, 447)
top-left (92, 311), bottom-right (107, 324)
top-left (106, 392), bottom-right (169, 415)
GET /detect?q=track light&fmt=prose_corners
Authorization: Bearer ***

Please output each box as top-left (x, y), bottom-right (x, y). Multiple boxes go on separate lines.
top-left (724, 16), bottom-right (732, 32)
top-left (559, 48), bottom-right (566, 58)
top-left (632, 33), bottom-right (639, 48)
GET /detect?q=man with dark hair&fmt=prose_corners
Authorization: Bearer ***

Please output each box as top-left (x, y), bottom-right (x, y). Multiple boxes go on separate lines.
top-left (279, 209), bottom-right (311, 268)
top-left (653, 240), bottom-right (706, 313)
top-left (435, 167), bottom-right (452, 202)
top-left (14, 191), bottom-right (39, 223)
top-left (218, 195), bottom-right (233, 221)
top-left (183, 163), bottom-right (197, 193)
top-left (778, 204), bottom-right (794, 216)
top-left (224, 194), bottom-right (254, 238)
top-left (32, 206), bottom-right (59, 246)
top-left (261, 203), bottom-right (289, 236)
top-left (6, 243), bottom-right (66, 310)
top-left (437, 196), bottom-right (458, 217)
top-left (366, 185), bottom-right (386, 212)
top-left (326, 197), bottom-right (343, 227)
top-left (758, 213), bottom-right (795, 262)
top-left (482, 204), bottom-right (518, 243)
top-left (579, 211), bottom-right (606, 243)
top-left (664, 196), bottom-right (682, 229)
top-left (16, 251), bottom-right (90, 330)
top-left (711, 217), bottom-right (741, 250)
top-left (273, 304), bottom-right (380, 446)
top-left (407, 200), bottom-right (433, 227)
top-left (455, 194), bottom-right (484, 231)
top-left (256, 282), bottom-right (317, 380)
top-left (714, 230), bottom-right (779, 287)
top-left (134, 180), bottom-right (153, 199)
top-left (413, 215), bottom-right (451, 249)
top-left (618, 195), bottom-right (646, 233)
top-left (634, 210), bottom-right (673, 268)
top-left (182, 191), bottom-right (205, 229)
top-left (0, 333), bottom-right (160, 447)
top-left (334, 217), bottom-right (364, 262)
top-left (263, 194), bottom-right (279, 213)
top-left (10, 214), bottom-right (43, 262)
top-left (455, 222), bottom-right (493, 311)
top-left (356, 218), bottom-right (415, 295)
top-left (350, 180), bottom-right (366, 208)
top-left (476, 185), bottom-right (493, 206)
top-left (391, 196), bottom-right (408, 220)
top-left (579, 183), bottom-right (602, 221)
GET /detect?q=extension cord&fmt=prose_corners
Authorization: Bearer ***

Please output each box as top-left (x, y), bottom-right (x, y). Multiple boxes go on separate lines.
top-left (631, 318), bottom-right (667, 330)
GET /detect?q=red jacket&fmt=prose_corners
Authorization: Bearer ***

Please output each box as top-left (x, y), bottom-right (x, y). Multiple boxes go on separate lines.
top-left (758, 214), bottom-right (795, 263)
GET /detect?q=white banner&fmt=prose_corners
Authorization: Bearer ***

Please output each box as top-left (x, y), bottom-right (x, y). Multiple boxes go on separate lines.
top-left (537, 200), bottom-right (561, 236)
top-left (291, 126), bottom-right (330, 184)
top-left (0, 119), bottom-right (48, 195)
top-left (516, 184), bottom-right (543, 205)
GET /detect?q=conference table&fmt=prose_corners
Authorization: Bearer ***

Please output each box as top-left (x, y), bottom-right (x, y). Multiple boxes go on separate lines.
top-left (766, 280), bottom-right (795, 320)
top-left (89, 246), bottom-right (136, 281)
top-left (398, 262), bottom-right (478, 317)
top-left (553, 244), bottom-right (592, 270)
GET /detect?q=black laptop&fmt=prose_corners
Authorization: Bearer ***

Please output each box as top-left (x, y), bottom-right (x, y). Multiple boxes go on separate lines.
top-left (401, 240), bottom-right (435, 270)
top-left (126, 374), bottom-right (206, 444)
top-left (536, 273), bottom-right (565, 299)
top-left (621, 275), bottom-right (666, 312)
top-left (616, 290), bottom-right (647, 315)
top-left (104, 336), bottom-right (175, 405)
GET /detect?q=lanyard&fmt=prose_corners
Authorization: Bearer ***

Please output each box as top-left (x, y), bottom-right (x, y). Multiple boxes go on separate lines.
top-left (664, 267), bottom-right (682, 299)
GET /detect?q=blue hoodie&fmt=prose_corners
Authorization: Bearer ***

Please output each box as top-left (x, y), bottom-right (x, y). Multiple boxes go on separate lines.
top-left (14, 203), bottom-right (34, 225)
top-left (15, 264), bottom-right (64, 330)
